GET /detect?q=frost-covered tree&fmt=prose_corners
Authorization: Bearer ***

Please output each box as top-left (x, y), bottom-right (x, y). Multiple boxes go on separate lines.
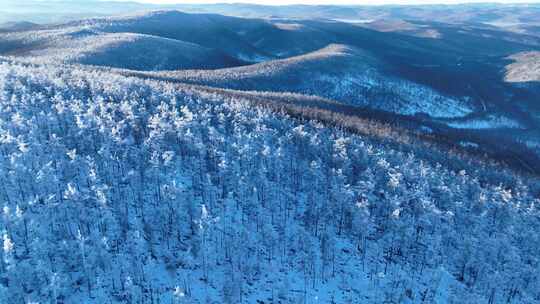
top-left (0, 60), bottom-right (538, 304)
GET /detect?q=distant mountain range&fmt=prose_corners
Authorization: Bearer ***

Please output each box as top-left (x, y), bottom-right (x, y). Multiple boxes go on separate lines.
top-left (3, 1), bottom-right (540, 25)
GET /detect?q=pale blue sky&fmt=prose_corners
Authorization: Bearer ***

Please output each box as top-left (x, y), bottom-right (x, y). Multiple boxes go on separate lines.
top-left (120, 0), bottom-right (538, 4)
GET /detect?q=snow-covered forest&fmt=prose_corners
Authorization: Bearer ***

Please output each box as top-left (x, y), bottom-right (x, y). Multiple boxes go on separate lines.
top-left (0, 60), bottom-right (539, 304)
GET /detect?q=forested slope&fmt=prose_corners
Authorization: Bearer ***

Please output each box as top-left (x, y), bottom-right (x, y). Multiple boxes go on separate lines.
top-left (128, 44), bottom-right (474, 119)
top-left (0, 29), bottom-right (245, 71)
top-left (0, 60), bottom-right (539, 304)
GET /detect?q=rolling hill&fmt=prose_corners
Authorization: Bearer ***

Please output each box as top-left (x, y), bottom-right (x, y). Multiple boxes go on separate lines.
top-left (1, 10), bottom-right (539, 169)
top-left (129, 44), bottom-right (474, 119)
top-left (74, 10), bottom-right (274, 62)
top-left (0, 21), bottom-right (39, 32)
top-left (0, 15), bottom-right (251, 70)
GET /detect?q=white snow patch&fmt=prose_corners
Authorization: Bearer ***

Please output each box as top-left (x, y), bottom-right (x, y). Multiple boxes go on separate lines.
top-left (447, 115), bottom-right (523, 129)
top-left (273, 23), bottom-right (305, 31)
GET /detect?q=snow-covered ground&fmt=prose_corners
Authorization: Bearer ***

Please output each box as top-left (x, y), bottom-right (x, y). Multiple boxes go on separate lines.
top-left (0, 59), bottom-right (538, 304)
top-left (0, 28), bottom-right (242, 70)
top-left (505, 51), bottom-right (540, 83)
top-left (332, 19), bottom-right (374, 24)
top-left (136, 44), bottom-right (474, 119)
top-left (446, 114), bottom-right (524, 129)
top-left (312, 73), bottom-right (473, 118)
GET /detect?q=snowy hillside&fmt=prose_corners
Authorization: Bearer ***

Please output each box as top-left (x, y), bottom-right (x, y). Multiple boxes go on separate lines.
top-left (0, 59), bottom-right (539, 304)
top-left (0, 21), bottom-right (39, 32)
top-left (505, 51), bottom-right (540, 83)
top-left (129, 44), bottom-right (474, 118)
top-left (0, 29), bottom-right (244, 71)
top-left (69, 10), bottom-right (273, 62)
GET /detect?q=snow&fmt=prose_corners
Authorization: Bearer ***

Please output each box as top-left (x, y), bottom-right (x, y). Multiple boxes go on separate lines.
top-left (0, 60), bottom-right (538, 304)
top-left (273, 22), bottom-right (305, 31)
top-left (0, 10), bottom-right (539, 304)
top-left (332, 19), bottom-right (374, 24)
top-left (505, 51), bottom-right (540, 83)
top-left (1, 29), bottom-right (240, 70)
top-left (312, 74), bottom-right (473, 118)
top-left (135, 44), bottom-right (473, 119)
top-left (459, 141), bottom-right (480, 148)
top-left (447, 114), bottom-right (523, 129)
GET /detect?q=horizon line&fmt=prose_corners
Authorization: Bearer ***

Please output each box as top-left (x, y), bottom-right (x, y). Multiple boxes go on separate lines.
top-left (110, 0), bottom-right (540, 6)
